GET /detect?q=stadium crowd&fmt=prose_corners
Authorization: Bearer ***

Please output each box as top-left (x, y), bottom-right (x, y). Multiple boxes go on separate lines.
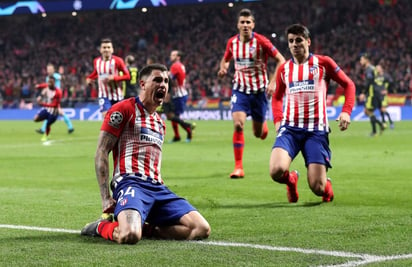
top-left (0, 0), bottom-right (411, 109)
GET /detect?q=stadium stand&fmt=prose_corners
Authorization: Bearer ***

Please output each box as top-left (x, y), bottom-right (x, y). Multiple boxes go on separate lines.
top-left (0, 0), bottom-right (410, 109)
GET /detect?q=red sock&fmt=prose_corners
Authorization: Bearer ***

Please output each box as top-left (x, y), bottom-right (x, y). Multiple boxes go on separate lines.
top-left (274, 170), bottom-right (296, 186)
top-left (98, 221), bottom-right (119, 240)
top-left (260, 121), bottom-right (268, 140)
top-left (323, 180), bottom-right (333, 198)
top-left (172, 121), bottom-right (179, 138)
top-left (233, 131), bottom-right (244, 169)
top-left (277, 170), bottom-right (290, 184)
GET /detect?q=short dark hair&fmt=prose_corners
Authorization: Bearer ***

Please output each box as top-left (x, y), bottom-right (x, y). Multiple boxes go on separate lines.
top-left (238, 8), bottom-right (255, 22)
top-left (139, 64), bottom-right (168, 80)
top-left (285, 24), bottom-right (310, 39)
top-left (48, 75), bottom-right (55, 81)
top-left (101, 38), bottom-right (112, 44)
top-left (360, 52), bottom-right (370, 60)
top-left (174, 50), bottom-right (184, 59)
top-left (146, 56), bottom-right (158, 64)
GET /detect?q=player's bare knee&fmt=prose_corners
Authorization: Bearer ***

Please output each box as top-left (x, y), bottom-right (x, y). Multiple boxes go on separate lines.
top-left (309, 179), bottom-right (326, 196)
top-left (253, 128), bottom-right (262, 138)
top-left (198, 223), bottom-right (211, 239)
top-left (234, 121), bottom-right (244, 132)
top-left (118, 229), bottom-right (141, 244)
top-left (270, 166), bottom-right (286, 182)
top-left (191, 223), bottom-right (211, 240)
top-left (119, 233), bottom-right (140, 245)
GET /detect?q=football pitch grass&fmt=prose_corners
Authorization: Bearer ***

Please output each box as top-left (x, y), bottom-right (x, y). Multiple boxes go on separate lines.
top-left (0, 119), bottom-right (411, 266)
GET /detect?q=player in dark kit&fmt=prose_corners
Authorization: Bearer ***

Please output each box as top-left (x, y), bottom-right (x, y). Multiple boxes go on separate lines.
top-left (374, 64), bottom-right (394, 129)
top-left (123, 55), bottom-right (139, 98)
top-left (359, 53), bottom-right (385, 137)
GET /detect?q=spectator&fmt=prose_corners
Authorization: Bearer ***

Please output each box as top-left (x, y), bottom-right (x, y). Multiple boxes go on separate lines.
top-left (0, 0), bottom-right (410, 108)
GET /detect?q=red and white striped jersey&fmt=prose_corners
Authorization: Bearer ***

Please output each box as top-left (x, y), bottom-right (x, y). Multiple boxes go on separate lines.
top-left (170, 61), bottom-right (187, 98)
top-left (101, 97), bottom-right (166, 184)
top-left (87, 55), bottom-right (130, 101)
top-left (223, 32), bottom-right (279, 94)
top-left (39, 87), bottom-right (62, 116)
top-left (272, 54), bottom-right (355, 132)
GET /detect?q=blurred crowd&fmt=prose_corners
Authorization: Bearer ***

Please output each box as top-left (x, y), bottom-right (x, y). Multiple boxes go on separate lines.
top-left (0, 0), bottom-right (411, 109)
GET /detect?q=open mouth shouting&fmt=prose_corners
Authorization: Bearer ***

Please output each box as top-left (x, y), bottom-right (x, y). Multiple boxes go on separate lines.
top-left (154, 89), bottom-right (166, 103)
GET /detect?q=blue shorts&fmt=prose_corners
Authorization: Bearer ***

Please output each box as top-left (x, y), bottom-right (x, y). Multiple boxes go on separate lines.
top-left (99, 97), bottom-right (120, 113)
top-left (172, 95), bottom-right (188, 116)
top-left (112, 176), bottom-right (196, 226)
top-left (230, 90), bottom-right (268, 122)
top-left (273, 125), bottom-right (332, 168)
top-left (36, 109), bottom-right (58, 125)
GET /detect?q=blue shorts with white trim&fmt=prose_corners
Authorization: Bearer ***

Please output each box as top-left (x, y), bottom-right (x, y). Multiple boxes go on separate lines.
top-left (273, 125), bottom-right (332, 168)
top-left (112, 175), bottom-right (196, 226)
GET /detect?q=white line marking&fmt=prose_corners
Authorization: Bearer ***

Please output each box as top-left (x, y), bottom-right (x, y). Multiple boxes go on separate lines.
top-left (196, 240), bottom-right (366, 258)
top-left (0, 136), bottom-right (96, 149)
top-left (42, 140), bottom-right (54, 146)
top-left (1, 224), bottom-right (411, 266)
top-left (319, 253), bottom-right (412, 267)
top-left (0, 224), bottom-right (79, 234)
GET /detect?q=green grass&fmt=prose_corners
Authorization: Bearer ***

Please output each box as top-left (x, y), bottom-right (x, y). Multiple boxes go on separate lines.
top-left (0, 120), bottom-right (411, 266)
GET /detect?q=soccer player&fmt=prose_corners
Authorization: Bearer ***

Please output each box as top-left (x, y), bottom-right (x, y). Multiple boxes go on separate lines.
top-left (164, 50), bottom-right (195, 142)
top-left (123, 55), bottom-right (139, 98)
top-left (270, 24), bottom-right (356, 203)
top-left (34, 75), bottom-right (62, 142)
top-left (35, 63), bottom-right (74, 134)
top-left (86, 38), bottom-right (130, 118)
top-left (375, 64), bottom-right (394, 129)
top-left (359, 53), bottom-right (385, 136)
top-left (80, 64), bottom-right (211, 244)
top-left (217, 8), bottom-right (285, 178)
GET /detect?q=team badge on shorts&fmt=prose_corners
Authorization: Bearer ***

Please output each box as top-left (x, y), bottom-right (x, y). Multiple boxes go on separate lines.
top-left (119, 198), bottom-right (128, 207)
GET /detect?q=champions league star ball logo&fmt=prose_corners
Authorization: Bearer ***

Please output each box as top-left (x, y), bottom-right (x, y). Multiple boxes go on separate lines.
top-left (109, 111), bottom-right (123, 128)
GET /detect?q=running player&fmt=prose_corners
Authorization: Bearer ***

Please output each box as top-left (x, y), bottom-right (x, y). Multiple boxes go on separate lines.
top-left (218, 8), bottom-right (285, 178)
top-left (86, 38), bottom-right (130, 118)
top-left (270, 24), bottom-right (356, 203)
top-left (34, 76), bottom-right (63, 142)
